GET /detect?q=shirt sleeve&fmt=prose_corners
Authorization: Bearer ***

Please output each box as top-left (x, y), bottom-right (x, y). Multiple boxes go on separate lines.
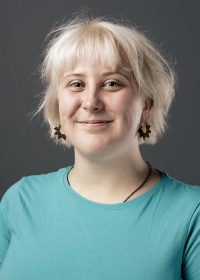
top-left (0, 193), bottom-right (11, 267)
top-left (182, 202), bottom-right (200, 279)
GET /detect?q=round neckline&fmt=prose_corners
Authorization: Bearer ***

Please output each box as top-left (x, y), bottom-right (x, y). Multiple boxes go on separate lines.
top-left (63, 165), bottom-right (167, 210)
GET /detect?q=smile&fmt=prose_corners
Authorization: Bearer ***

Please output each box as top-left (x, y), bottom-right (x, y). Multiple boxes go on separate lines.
top-left (76, 121), bottom-right (113, 129)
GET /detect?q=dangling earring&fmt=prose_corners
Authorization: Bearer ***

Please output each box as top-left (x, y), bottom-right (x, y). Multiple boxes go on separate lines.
top-left (54, 125), bottom-right (66, 140)
top-left (138, 121), bottom-right (151, 140)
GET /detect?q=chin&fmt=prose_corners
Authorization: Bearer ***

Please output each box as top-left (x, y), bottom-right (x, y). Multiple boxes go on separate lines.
top-left (74, 140), bottom-right (114, 158)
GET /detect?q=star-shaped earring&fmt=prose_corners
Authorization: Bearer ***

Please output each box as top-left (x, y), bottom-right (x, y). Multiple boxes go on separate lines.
top-left (54, 125), bottom-right (66, 140)
top-left (138, 122), bottom-right (151, 140)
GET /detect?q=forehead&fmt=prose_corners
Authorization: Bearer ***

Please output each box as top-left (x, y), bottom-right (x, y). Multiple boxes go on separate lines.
top-left (62, 59), bottom-right (132, 77)
top-left (59, 54), bottom-right (134, 86)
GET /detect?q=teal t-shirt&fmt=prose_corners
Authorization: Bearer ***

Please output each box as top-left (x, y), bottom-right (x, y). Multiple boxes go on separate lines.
top-left (0, 166), bottom-right (200, 279)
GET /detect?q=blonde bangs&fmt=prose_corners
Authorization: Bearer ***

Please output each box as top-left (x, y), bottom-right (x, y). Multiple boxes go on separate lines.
top-left (54, 25), bottom-right (124, 79)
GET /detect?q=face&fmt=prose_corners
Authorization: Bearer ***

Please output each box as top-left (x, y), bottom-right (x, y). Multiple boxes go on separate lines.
top-left (58, 61), bottom-right (145, 159)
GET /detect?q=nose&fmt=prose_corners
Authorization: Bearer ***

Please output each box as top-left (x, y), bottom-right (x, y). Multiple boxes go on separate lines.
top-left (82, 87), bottom-right (103, 112)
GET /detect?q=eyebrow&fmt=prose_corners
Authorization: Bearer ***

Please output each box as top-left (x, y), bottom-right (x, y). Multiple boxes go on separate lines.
top-left (63, 71), bottom-right (131, 81)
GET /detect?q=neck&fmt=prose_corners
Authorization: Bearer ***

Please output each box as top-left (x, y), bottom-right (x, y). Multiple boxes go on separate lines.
top-left (68, 147), bottom-right (150, 202)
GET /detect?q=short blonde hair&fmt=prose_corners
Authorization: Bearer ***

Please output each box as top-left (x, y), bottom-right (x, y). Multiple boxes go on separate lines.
top-left (37, 15), bottom-right (175, 147)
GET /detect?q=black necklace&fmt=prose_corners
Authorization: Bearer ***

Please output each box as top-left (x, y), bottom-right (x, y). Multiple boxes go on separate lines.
top-left (123, 161), bottom-right (152, 202)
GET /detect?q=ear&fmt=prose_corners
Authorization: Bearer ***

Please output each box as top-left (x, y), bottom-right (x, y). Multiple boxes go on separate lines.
top-left (143, 98), bottom-right (153, 112)
top-left (140, 98), bottom-right (153, 122)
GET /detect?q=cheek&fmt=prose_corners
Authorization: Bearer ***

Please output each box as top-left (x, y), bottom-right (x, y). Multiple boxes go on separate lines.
top-left (109, 94), bottom-right (143, 127)
top-left (108, 94), bottom-right (130, 114)
top-left (58, 95), bottom-right (81, 120)
top-left (110, 93), bottom-right (140, 114)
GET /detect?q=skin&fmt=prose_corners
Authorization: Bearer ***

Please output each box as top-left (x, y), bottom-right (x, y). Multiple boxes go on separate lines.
top-left (58, 60), bottom-right (160, 204)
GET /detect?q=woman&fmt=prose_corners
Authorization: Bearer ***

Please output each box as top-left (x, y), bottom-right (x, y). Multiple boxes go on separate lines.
top-left (0, 16), bottom-right (200, 279)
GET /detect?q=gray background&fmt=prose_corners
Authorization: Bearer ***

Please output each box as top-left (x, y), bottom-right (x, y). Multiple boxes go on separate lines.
top-left (1, 0), bottom-right (200, 198)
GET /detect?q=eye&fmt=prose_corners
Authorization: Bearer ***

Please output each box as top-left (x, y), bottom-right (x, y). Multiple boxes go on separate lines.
top-left (104, 80), bottom-right (122, 90)
top-left (70, 82), bottom-right (82, 87)
top-left (69, 81), bottom-right (85, 91)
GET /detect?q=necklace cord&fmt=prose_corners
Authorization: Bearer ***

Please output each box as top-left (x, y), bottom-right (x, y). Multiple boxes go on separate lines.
top-left (123, 161), bottom-right (153, 203)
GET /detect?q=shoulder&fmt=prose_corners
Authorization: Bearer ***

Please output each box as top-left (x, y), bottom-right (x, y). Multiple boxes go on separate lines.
top-left (0, 166), bottom-right (72, 232)
top-left (162, 171), bottom-right (200, 196)
top-left (1, 166), bottom-right (71, 205)
top-left (160, 171), bottom-right (200, 213)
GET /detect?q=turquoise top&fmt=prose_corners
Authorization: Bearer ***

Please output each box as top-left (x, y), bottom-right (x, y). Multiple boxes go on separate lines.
top-left (0, 166), bottom-right (200, 279)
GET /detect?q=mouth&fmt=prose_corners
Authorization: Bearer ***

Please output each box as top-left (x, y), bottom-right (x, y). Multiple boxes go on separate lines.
top-left (75, 120), bottom-right (113, 128)
top-left (76, 120), bottom-right (113, 124)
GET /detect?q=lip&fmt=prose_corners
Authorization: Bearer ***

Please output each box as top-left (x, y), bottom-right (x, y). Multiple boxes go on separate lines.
top-left (77, 120), bottom-right (113, 124)
top-left (76, 120), bottom-right (113, 129)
